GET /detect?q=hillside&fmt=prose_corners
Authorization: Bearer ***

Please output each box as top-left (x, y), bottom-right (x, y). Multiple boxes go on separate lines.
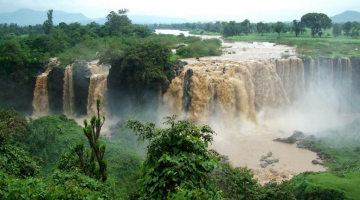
top-left (331, 10), bottom-right (360, 23)
top-left (0, 9), bottom-right (90, 25)
top-left (0, 9), bottom-right (193, 26)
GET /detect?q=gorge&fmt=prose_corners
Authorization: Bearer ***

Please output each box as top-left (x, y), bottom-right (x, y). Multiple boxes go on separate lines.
top-left (30, 50), bottom-right (360, 183)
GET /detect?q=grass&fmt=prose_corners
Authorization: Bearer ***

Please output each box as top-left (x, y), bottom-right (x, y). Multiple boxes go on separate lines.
top-left (287, 119), bottom-right (360, 199)
top-left (289, 171), bottom-right (360, 199)
top-left (189, 29), bottom-right (221, 36)
top-left (170, 54), bottom-right (182, 61)
top-left (226, 29), bottom-right (360, 57)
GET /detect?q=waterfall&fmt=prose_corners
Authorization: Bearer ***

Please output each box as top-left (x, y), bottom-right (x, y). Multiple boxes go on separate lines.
top-left (163, 58), bottom-right (353, 124)
top-left (32, 68), bottom-right (51, 116)
top-left (63, 65), bottom-right (74, 116)
top-left (86, 61), bottom-right (110, 116)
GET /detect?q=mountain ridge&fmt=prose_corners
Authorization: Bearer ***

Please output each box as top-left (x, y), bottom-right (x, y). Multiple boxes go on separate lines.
top-left (330, 10), bottom-right (360, 23)
top-left (0, 8), bottom-right (194, 25)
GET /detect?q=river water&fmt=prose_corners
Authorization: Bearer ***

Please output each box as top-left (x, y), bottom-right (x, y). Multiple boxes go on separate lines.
top-left (155, 29), bottom-right (347, 184)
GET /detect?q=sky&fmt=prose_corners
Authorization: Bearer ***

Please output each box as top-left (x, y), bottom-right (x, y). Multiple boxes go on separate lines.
top-left (0, 0), bottom-right (359, 22)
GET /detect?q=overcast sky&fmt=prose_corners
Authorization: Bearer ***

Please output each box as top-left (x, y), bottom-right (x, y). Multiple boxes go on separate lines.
top-left (0, 0), bottom-right (359, 22)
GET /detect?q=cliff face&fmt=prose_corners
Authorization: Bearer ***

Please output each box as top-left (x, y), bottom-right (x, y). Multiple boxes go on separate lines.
top-left (29, 57), bottom-right (360, 119)
top-left (72, 62), bottom-right (92, 116)
top-left (48, 67), bottom-right (65, 114)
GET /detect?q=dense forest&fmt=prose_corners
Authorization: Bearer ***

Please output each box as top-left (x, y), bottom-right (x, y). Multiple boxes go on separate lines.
top-left (1, 8), bottom-right (360, 199)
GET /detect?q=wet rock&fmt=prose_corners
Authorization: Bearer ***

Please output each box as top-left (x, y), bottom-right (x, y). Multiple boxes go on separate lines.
top-left (219, 155), bottom-right (229, 164)
top-left (291, 130), bottom-right (305, 139)
top-left (260, 155), bottom-right (267, 161)
top-left (259, 153), bottom-right (279, 168)
top-left (312, 160), bottom-right (320, 165)
top-left (222, 66), bottom-right (227, 74)
top-left (260, 163), bottom-right (268, 168)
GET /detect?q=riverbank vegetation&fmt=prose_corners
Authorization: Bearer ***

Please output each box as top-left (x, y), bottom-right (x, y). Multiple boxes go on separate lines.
top-left (152, 12), bottom-right (360, 57)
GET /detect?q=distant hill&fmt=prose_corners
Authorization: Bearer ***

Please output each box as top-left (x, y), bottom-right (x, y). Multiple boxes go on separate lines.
top-left (0, 9), bottom-right (194, 26)
top-left (0, 9), bottom-right (91, 25)
top-left (331, 10), bottom-right (360, 23)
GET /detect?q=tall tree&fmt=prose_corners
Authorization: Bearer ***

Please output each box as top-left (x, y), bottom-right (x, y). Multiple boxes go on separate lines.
top-left (273, 21), bottom-right (286, 36)
top-left (301, 13), bottom-right (332, 37)
top-left (256, 22), bottom-right (267, 36)
top-left (43, 9), bottom-right (53, 35)
top-left (342, 21), bottom-right (353, 37)
top-left (292, 20), bottom-right (306, 37)
top-left (352, 21), bottom-right (360, 38)
top-left (240, 19), bottom-right (251, 35)
top-left (222, 21), bottom-right (239, 37)
top-left (332, 23), bottom-right (342, 37)
top-left (106, 9), bottom-right (131, 36)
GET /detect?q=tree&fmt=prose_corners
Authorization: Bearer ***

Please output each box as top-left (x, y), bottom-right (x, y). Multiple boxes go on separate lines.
top-left (342, 21), bottom-right (353, 37)
top-left (292, 20), bottom-right (306, 37)
top-left (82, 98), bottom-right (107, 182)
top-left (222, 21), bottom-right (239, 37)
top-left (58, 99), bottom-right (107, 182)
top-left (240, 19), bottom-right (251, 35)
top-left (332, 23), bottom-right (342, 37)
top-left (126, 115), bottom-right (220, 199)
top-left (273, 21), bottom-right (286, 36)
top-left (301, 13), bottom-right (332, 37)
top-left (0, 108), bottom-right (28, 145)
top-left (352, 21), bottom-right (360, 38)
top-left (106, 39), bottom-right (172, 94)
top-left (43, 9), bottom-right (53, 35)
top-left (106, 9), bottom-right (131, 36)
top-left (257, 22), bottom-right (267, 36)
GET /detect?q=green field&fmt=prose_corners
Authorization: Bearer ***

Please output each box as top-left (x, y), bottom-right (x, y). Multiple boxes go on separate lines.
top-left (226, 29), bottom-right (360, 57)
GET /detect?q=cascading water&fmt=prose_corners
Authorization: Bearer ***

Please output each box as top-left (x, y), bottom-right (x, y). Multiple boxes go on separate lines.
top-left (163, 60), bottom-right (284, 125)
top-left (63, 65), bottom-right (74, 116)
top-left (86, 61), bottom-right (110, 116)
top-left (163, 57), bottom-right (353, 125)
top-left (32, 68), bottom-right (51, 116)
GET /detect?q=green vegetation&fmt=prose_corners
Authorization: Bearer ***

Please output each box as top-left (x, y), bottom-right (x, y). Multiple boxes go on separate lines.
top-left (189, 29), bottom-right (221, 35)
top-left (176, 38), bottom-right (222, 58)
top-left (127, 115), bottom-right (221, 199)
top-left (1, 8), bottom-right (360, 199)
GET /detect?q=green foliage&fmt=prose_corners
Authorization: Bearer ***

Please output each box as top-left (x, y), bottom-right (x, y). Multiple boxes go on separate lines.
top-left (332, 23), bottom-right (342, 37)
top-left (0, 170), bottom-right (112, 199)
top-left (0, 171), bottom-right (48, 199)
top-left (301, 13), bottom-right (332, 37)
top-left (273, 22), bottom-right (287, 36)
top-left (127, 115), bottom-right (220, 199)
top-left (0, 108), bottom-right (29, 145)
top-left (25, 114), bottom-right (85, 172)
top-left (0, 39), bottom-right (43, 113)
top-left (215, 164), bottom-right (260, 199)
top-left (257, 22), bottom-right (267, 36)
top-left (292, 20), bottom-right (306, 37)
top-left (59, 99), bottom-right (108, 182)
top-left (49, 170), bottom-right (111, 199)
top-left (176, 38), bottom-right (222, 58)
top-left (106, 9), bottom-right (132, 36)
top-left (222, 21), bottom-right (240, 37)
top-left (82, 98), bottom-right (107, 182)
top-left (43, 9), bottom-right (53, 35)
top-left (288, 172), bottom-right (350, 200)
top-left (342, 21), bottom-right (353, 37)
top-left (0, 144), bottom-right (40, 178)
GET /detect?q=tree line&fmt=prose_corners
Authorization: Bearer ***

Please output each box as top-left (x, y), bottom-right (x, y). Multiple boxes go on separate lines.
top-left (149, 12), bottom-right (360, 39)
